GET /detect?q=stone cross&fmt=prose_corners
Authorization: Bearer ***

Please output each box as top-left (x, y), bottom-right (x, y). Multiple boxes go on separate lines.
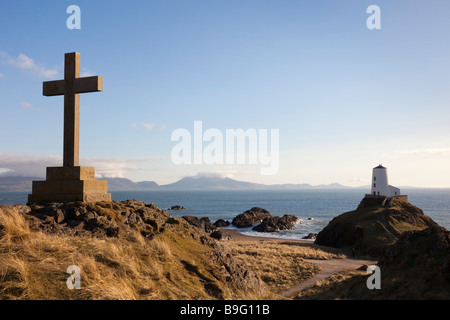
top-left (43, 52), bottom-right (103, 167)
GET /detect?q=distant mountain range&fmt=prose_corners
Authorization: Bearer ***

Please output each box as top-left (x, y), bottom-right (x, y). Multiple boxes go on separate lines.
top-left (0, 174), bottom-right (363, 192)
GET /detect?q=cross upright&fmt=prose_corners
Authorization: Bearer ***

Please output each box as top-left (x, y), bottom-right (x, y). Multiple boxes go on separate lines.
top-left (43, 52), bottom-right (103, 167)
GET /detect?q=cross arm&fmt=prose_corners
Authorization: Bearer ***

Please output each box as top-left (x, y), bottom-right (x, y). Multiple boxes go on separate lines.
top-left (74, 76), bottom-right (103, 94)
top-left (42, 76), bottom-right (103, 97)
top-left (43, 80), bottom-right (65, 96)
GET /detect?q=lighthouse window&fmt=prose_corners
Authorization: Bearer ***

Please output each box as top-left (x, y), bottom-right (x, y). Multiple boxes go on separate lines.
top-left (373, 183), bottom-right (376, 188)
top-left (374, 177), bottom-right (376, 181)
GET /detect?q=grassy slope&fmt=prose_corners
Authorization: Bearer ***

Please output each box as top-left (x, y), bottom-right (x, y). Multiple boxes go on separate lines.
top-left (0, 205), bottom-right (262, 300)
top-left (221, 240), bottom-right (345, 294)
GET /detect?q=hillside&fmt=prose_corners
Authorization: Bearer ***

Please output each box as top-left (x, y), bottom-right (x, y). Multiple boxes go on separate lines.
top-left (296, 196), bottom-right (450, 299)
top-left (315, 196), bottom-right (440, 257)
top-left (0, 176), bottom-right (41, 192)
top-left (0, 200), bottom-right (265, 299)
top-left (298, 226), bottom-right (450, 300)
top-left (0, 174), bottom-right (353, 192)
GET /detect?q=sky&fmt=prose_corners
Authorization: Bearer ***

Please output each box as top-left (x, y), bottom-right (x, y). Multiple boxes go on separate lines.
top-left (1, 0), bottom-right (450, 187)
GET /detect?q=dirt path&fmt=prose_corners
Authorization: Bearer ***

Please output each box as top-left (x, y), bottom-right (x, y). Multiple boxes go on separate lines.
top-left (278, 258), bottom-right (377, 297)
top-left (220, 228), bottom-right (378, 297)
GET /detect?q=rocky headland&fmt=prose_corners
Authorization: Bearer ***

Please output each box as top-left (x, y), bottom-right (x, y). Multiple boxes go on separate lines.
top-left (293, 195), bottom-right (450, 299)
top-left (314, 196), bottom-right (440, 257)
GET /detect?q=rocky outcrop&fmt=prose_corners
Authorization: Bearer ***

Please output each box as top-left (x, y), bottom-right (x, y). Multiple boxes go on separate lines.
top-left (302, 233), bottom-right (317, 240)
top-left (379, 226), bottom-right (450, 266)
top-left (315, 197), bottom-right (439, 257)
top-left (252, 215), bottom-right (299, 232)
top-left (373, 226), bottom-right (450, 299)
top-left (182, 216), bottom-right (216, 233)
top-left (213, 219), bottom-right (230, 228)
top-left (210, 230), bottom-right (232, 241)
top-left (169, 205), bottom-right (185, 211)
top-left (23, 200), bottom-right (170, 238)
top-left (356, 195), bottom-right (386, 210)
top-left (231, 207), bottom-right (272, 228)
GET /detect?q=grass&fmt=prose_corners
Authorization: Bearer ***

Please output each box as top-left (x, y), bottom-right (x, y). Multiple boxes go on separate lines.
top-left (294, 270), bottom-right (370, 300)
top-left (221, 240), bottom-right (345, 293)
top-left (0, 205), bottom-right (264, 300)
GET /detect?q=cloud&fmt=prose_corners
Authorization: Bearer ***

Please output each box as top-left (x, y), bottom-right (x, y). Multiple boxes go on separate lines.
top-left (0, 51), bottom-right (58, 79)
top-left (20, 101), bottom-right (33, 109)
top-left (19, 101), bottom-right (42, 112)
top-left (82, 157), bottom-right (138, 178)
top-left (348, 177), bottom-right (368, 184)
top-left (380, 148), bottom-right (450, 159)
top-left (131, 123), bottom-right (167, 131)
top-left (187, 171), bottom-right (238, 179)
top-left (0, 154), bottom-right (166, 179)
top-left (0, 154), bottom-right (61, 178)
top-left (400, 148), bottom-right (450, 157)
top-left (143, 123), bottom-right (156, 131)
top-left (80, 70), bottom-right (93, 77)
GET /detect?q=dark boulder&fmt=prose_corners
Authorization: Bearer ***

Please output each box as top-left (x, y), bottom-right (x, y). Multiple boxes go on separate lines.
top-left (182, 216), bottom-right (216, 232)
top-left (252, 214), bottom-right (299, 232)
top-left (210, 230), bottom-right (232, 241)
top-left (232, 207), bottom-right (272, 228)
top-left (302, 233), bottom-right (317, 240)
top-left (169, 205), bottom-right (185, 211)
top-left (214, 219), bottom-right (230, 228)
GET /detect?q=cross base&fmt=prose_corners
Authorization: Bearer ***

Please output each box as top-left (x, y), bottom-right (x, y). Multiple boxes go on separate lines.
top-left (28, 166), bottom-right (111, 203)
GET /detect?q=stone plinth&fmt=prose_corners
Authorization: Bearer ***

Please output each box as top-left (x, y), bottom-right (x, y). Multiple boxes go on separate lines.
top-left (28, 166), bottom-right (111, 203)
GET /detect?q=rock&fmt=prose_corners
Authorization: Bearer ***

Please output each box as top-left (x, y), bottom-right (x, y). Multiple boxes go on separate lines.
top-left (169, 205), bottom-right (185, 211)
top-left (302, 233), bottom-right (317, 240)
top-left (210, 230), bottom-right (232, 241)
top-left (232, 207), bottom-right (272, 228)
top-left (182, 216), bottom-right (216, 232)
top-left (49, 209), bottom-right (65, 224)
top-left (315, 197), bottom-right (439, 257)
top-left (372, 226), bottom-right (450, 299)
top-left (356, 195), bottom-right (386, 210)
top-left (379, 226), bottom-right (450, 266)
top-left (214, 219), bottom-right (230, 228)
top-left (356, 264), bottom-right (369, 271)
top-left (252, 214), bottom-right (299, 232)
top-left (13, 200), bottom-right (173, 239)
top-left (307, 217), bottom-right (314, 221)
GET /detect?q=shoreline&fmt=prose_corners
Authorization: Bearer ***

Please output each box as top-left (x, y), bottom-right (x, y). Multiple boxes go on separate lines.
top-left (219, 228), bottom-right (314, 243)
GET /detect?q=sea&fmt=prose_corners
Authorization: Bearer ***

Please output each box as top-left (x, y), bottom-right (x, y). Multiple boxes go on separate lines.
top-left (0, 189), bottom-right (449, 240)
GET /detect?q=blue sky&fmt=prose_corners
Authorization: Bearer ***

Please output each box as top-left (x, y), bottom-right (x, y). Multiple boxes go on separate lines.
top-left (1, 0), bottom-right (450, 187)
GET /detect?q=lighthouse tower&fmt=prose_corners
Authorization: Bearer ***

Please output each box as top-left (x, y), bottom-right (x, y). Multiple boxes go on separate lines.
top-left (371, 165), bottom-right (400, 197)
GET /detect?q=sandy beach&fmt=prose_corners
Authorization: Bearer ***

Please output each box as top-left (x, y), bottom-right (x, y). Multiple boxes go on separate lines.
top-left (219, 228), bottom-right (313, 243)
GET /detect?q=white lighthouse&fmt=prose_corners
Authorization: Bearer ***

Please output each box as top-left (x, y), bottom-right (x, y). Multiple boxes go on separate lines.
top-left (371, 164), bottom-right (400, 197)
